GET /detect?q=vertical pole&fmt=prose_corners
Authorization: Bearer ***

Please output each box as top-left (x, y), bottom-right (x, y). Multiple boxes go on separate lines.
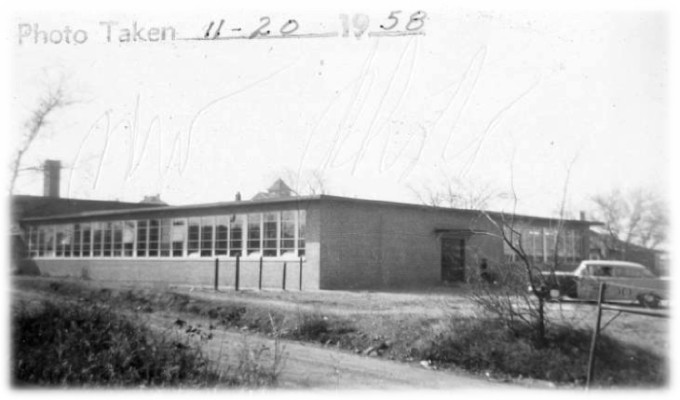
top-left (235, 255), bottom-right (240, 291)
top-left (258, 256), bottom-right (263, 290)
top-left (299, 257), bottom-right (303, 291)
top-left (586, 282), bottom-right (606, 389)
top-left (282, 262), bottom-right (287, 291)
top-left (214, 258), bottom-right (219, 291)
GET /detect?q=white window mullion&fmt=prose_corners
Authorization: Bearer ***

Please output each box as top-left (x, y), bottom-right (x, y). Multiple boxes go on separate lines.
top-left (226, 215), bottom-right (231, 256)
top-left (294, 211), bottom-right (300, 256)
top-left (259, 213), bottom-right (263, 254)
top-left (183, 218), bottom-right (188, 257)
top-left (146, 220), bottom-right (150, 258)
top-left (243, 214), bottom-right (248, 256)
top-left (132, 220), bottom-right (137, 258)
top-left (276, 212), bottom-right (281, 256)
top-left (211, 217), bottom-right (216, 258)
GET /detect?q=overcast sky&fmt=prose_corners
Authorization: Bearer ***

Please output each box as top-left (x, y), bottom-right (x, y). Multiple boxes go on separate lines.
top-left (8, 2), bottom-right (669, 219)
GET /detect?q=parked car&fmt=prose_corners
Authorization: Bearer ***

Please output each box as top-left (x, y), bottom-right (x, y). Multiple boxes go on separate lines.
top-left (539, 260), bottom-right (669, 308)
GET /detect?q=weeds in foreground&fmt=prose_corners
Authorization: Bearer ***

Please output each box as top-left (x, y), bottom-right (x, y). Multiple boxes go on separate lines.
top-left (227, 314), bottom-right (286, 386)
top-left (11, 300), bottom-right (279, 388)
top-left (421, 318), bottom-right (667, 387)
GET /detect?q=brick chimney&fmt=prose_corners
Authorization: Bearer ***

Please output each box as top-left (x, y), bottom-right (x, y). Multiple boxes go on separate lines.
top-left (43, 159), bottom-right (61, 198)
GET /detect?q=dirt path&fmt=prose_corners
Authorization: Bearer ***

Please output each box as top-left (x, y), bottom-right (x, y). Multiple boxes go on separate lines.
top-left (140, 311), bottom-right (506, 389)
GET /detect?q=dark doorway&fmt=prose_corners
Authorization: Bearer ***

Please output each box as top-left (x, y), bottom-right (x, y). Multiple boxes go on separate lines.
top-left (441, 237), bottom-right (465, 282)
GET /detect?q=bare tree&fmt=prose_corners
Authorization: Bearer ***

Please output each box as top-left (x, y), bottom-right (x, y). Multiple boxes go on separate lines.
top-left (469, 162), bottom-right (577, 347)
top-left (410, 175), bottom-right (507, 210)
top-left (9, 76), bottom-right (75, 194)
top-left (590, 188), bottom-right (668, 254)
top-left (278, 168), bottom-right (330, 196)
top-left (472, 210), bottom-right (553, 346)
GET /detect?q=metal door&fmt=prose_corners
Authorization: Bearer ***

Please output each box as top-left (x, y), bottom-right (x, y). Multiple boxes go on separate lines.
top-left (441, 237), bottom-right (465, 282)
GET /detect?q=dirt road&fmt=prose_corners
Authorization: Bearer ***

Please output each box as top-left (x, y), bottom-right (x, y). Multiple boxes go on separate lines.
top-left (140, 312), bottom-right (505, 389)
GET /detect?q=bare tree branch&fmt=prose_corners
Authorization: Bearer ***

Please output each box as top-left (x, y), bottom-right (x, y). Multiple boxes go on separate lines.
top-left (590, 188), bottom-right (667, 253)
top-left (10, 76), bottom-right (75, 194)
top-left (278, 167), bottom-right (330, 196)
top-left (410, 174), bottom-right (507, 210)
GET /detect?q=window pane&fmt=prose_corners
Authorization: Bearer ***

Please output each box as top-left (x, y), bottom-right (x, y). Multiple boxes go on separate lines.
top-left (72, 224), bottom-right (81, 257)
top-left (136, 220), bottom-right (148, 257)
top-left (263, 212), bottom-right (277, 256)
top-left (160, 219), bottom-right (172, 257)
top-left (92, 223), bottom-right (104, 257)
top-left (298, 210), bottom-right (306, 257)
top-left (229, 215), bottom-right (243, 257)
top-left (200, 216), bottom-right (214, 257)
top-left (148, 220), bottom-right (160, 257)
top-left (81, 223), bottom-right (91, 257)
top-left (64, 225), bottom-right (72, 257)
top-left (123, 221), bottom-right (135, 256)
top-left (544, 231), bottom-right (556, 261)
top-left (38, 227), bottom-right (45, 257)
top-left (529, 230), bottom-right (542, 264)
top-left (103, 222), bottom-right (113, 257)
top-left (55, 225), bottom-right (66, 257)
top-left (171, 219), bottom-right (186, 257)
top-left (187, 218), bottom-right (200, 256)
top-left (247, 214), bottom-right (261, 255)
top-left (47, 226), bottom-right (56, 257)
top-left (28, 226), bottom-right (38, 257)
top-left (280, 211), bottom-right (295, 256)
top-left (573, 231), bottom-right (582, 261)
top-left (556, 230), bottom-right (568, 264)
top-left (215, 216), bottom-right (229, 256)
top-left (42, 226), bottom-right (50, 257)
top-left (43, 226), bottom-right (56, 257)
top-left (112, 221), bottom-right (123, 257)
top-left (520, 228), bottom-right (532, 259)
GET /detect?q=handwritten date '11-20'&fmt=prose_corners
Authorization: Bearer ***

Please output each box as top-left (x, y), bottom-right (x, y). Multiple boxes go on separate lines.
top-left (202, 11), bottom-right (427, 40)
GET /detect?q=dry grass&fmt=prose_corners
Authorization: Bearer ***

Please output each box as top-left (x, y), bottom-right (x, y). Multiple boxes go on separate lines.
top-left (11, 294), bottom-right (282, 388)
top-left (12, 276), bottom-right (669, 387)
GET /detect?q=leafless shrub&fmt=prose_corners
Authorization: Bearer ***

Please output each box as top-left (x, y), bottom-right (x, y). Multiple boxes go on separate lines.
top-left (468, 260), bottom-right (551, 339)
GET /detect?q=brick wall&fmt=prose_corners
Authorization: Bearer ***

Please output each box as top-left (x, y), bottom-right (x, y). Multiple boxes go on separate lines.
top-left (32, 257), bottom-right (309, 290)
top-left (317, 199), bottom-right (503, 289)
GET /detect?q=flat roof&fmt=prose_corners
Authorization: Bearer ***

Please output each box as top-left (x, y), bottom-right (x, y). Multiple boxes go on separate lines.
top-left (18, 194), bottom-right (600, 226)
top-left (19, 195), bottom-right (321, 223)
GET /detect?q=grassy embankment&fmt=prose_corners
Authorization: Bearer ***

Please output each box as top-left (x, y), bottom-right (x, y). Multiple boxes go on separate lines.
top-left (13, 277), bottom-right (668, 388)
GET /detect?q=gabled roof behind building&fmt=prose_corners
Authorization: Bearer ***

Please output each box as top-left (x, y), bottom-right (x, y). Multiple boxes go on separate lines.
top-left (12, 195), bottom-right (163, 221)
top-left (252, 178), bottom-right (294, 200)
top-left (140, 194), bottom-right (168, 205)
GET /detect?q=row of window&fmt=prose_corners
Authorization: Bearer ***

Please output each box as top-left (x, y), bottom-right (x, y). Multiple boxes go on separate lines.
top-left (25, 210), bottom-right (306, 259)
top-left (503, 227), bottom-right (583, 264)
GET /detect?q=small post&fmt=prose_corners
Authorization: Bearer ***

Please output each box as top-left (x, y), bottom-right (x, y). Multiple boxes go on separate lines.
top-left (282, 262), bottom-right (287, 290)
top-left (235, 255), bottom-right (240, 291)
top-left (258, 256), bottom-right (263, 290)
top-left (214, 258), bottom-right (219, 291)
top-left (586, 282), bottom-right (607, 389)
top-left (299, 257), bottom-right (303, 291)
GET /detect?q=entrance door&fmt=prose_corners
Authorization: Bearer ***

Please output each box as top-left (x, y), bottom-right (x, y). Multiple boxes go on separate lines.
top-left (441, 237), bottom-right (465, 282)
